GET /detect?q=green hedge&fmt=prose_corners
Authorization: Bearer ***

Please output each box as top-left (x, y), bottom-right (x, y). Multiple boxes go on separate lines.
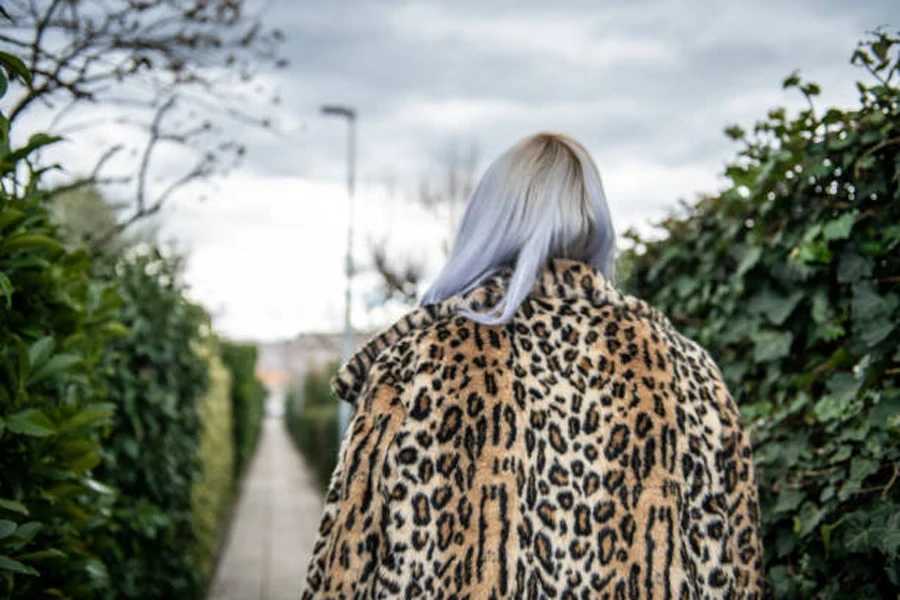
top-left (220, 342), bottom-right (266, 478)
top-left (0, 47), bottom-right (253, 600)
top-left (623, 31), bottom-right (899, 599)
top-left (93, 249), bottom-right (210, 600)
top-left (285, 362), bottom-right (340, 492)
top-left (0, 69), bottom-right (123, 598)
top-left (191, 340), bottom-right (235, 583)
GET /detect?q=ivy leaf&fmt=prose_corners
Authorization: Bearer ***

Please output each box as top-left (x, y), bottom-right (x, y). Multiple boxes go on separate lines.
top-left (774, 489), bottom-right (804, 513)
top-left (795, 502), bottom-right (827, 538)
top-left (823, 211), bottom-right (857, 241)
top-left (852, 281), bottom-right (898, 347)
top-left (837, 251), bottom-right (872, 283)
top-left (752, 330), bottom-right (794, 362)
top-left (849, 456), bottom-right (879, 482)
top-left (735, 246), bottom-right (762, 278)
top-left (748, 289), bottom-right (805, 326)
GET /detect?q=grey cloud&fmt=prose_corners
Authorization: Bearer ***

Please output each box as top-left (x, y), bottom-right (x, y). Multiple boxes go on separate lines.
top-left (239, 0), bottom-right (897, 194)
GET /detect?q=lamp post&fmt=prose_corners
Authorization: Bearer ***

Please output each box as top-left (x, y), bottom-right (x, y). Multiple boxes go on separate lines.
top-left (320, 104), bottom-right (356, 442)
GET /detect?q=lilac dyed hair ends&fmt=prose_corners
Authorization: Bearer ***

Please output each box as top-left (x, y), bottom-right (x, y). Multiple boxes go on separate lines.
top-left (420, 132), bottom-right (616, 325)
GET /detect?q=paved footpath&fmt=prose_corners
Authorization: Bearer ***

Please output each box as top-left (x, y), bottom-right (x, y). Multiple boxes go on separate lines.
top-left (209, 417), bottom-right (324, 600)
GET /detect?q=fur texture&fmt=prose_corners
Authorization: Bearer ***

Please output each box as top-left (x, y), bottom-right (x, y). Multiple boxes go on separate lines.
top-left (303, 259), bottom-right (764, 599)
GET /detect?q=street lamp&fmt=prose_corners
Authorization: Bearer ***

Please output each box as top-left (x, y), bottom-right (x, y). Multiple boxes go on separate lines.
top-left (320, 104), bottom-right (356, 442)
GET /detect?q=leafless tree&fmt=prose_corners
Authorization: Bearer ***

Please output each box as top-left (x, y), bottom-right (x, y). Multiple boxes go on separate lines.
top-left (0, 0), bottom-right (286, 248)
top-left (369, 140), bottom-right (480, 305)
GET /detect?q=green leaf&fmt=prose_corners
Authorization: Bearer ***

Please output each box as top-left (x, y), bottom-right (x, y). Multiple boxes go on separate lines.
top-left (783, 71), bottom-right (801, 88)
top-left (0, 51), bottom-right (32, 86)
top-left (0, 208), bottom-right (25, 232)
top-left (852, 281), bottom-right (899, 347)
top-left (795, 502), bottom-right (827, 538)
top-left (6, 134), bottom-right (62, 163)
top-left (0, 233), bottom-right (65, 255)
top-left (27, 337), bottom-right (55, 370)
top-left (0, 271), bottom-right (11, 307)
top-left (0, 499), bottom-right (28, 516)
top-left (735, 246), bottom-right (762, 278)
top-left (68, 451), bottom-right (101, 474)
top-left (820, 517), bottom-right (845, 554)
top-left (57, 403), bottom-right (115, 434)
top-left (849, 456), bottom-right (879, 482)
top-left (12, 521), bottom-right (41, 543)
top-left (83, 478), bottom-right (116, 496)
top-left (27, 353), bottom-right (82, 386)
top-left (15, 548), bottom-right (66, 562)
top-left (0, 520), bottom-right (15, 539)
top-left (837, 251), bottom-right (872, 283)
top-left (774, 489), bottom-right (804, 513)
top-left (0, 555), bottom-right (39, 576)
top-left (844, 517), bottom-right (879, 553)
top-left (5, 409), bottom-right (56, 437)
top-left (822, 211), bottom-right (857, 241)
top-left (752, 330), bottom-right (793, 362)
top-left (748, 289), bottom-right (804, 326)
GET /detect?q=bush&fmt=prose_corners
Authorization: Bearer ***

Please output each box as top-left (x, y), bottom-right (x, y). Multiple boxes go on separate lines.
top-left (93, 249), bottom-right (210, 600)
top-left (191, 340), bottom-right (234, 583)
top-left (220, 342), bottom-right (266, 478)
top-left (622, 31), bottom-right (899, 599)
top-left (0, 58), bottom-right (123, 598)
top-left (285, 362), bottom-right (340, 492)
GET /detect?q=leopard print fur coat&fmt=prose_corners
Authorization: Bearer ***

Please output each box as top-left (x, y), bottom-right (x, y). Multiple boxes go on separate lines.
top-left (302, 259), bottom-right (764, 599)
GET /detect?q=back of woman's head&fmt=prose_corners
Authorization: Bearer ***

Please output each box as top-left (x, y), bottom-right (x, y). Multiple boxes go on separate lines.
top-left (421, 132), bottom-right (616, 325)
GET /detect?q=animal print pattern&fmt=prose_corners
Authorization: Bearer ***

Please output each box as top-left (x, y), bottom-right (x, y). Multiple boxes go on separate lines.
top-left (303, 259), bottom-right (763, 599)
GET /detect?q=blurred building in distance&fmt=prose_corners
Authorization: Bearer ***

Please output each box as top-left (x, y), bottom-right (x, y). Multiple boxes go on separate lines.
top-left (255, 331), bottom-right (370, 416)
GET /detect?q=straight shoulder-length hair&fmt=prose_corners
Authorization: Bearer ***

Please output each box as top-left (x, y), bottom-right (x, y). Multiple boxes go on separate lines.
top-left (420, 132), bottom-right (616, 325)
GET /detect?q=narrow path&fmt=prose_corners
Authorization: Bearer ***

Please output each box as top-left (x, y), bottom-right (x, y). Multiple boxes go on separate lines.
top-left (209, 417), bottom-right (323, 600)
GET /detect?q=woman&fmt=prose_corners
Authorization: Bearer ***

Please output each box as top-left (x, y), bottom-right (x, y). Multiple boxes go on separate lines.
top-left (303, 133), bottom-right (763, 599)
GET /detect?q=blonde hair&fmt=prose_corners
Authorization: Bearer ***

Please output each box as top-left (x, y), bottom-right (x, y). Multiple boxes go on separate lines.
top-left (421, 132), bottom-right (616, 325)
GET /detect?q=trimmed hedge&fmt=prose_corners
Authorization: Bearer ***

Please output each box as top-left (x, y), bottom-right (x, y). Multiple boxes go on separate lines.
top-left (285, 362), bottom-right (340, 493)
top-left (220, 342), bottom-right (266, 478)
top-left (623, 31), bottom-right (899, 599)
top-left (0, 45), bottom-right (257, 600)
top-left (93, 249), bottom-right (210, 600)
top-left (191, 340), bottom-right (235, 583)
top-left (0, 76), bottom-right (123, 598)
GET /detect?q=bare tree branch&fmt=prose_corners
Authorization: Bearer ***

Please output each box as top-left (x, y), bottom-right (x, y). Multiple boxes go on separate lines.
top-left (370, 140), bottom-right (481, 306)
top-left (3, 0), bottom-right (286, 240)
top-left (44, 143), bottom-right (127, 201)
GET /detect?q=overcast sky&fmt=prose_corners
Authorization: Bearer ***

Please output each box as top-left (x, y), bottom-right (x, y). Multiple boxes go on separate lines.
top-left (46, 1), bottom-right (900, 341)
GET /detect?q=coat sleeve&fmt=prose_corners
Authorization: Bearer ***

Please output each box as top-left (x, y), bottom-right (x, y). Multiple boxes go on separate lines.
top-left (302, 375), bottom-right (406, 599)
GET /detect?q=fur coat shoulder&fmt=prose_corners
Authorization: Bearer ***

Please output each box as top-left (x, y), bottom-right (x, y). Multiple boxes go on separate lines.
top-left (302, 259), bottom-right (764, 599)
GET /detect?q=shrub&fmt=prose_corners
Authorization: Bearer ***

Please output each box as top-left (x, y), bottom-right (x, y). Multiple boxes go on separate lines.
top-left (220, 342), bottom-right (266, 478)
top-left (93, 248), bottom-right (210, 600)
top-left (191, 340), bottom-right (234, 583)
top-left (285, 362), bottom-right (340, 492)
top-left (622, 31), bottom-right (899, 599)
top-left (0, 54), bottom-right (122, 599)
